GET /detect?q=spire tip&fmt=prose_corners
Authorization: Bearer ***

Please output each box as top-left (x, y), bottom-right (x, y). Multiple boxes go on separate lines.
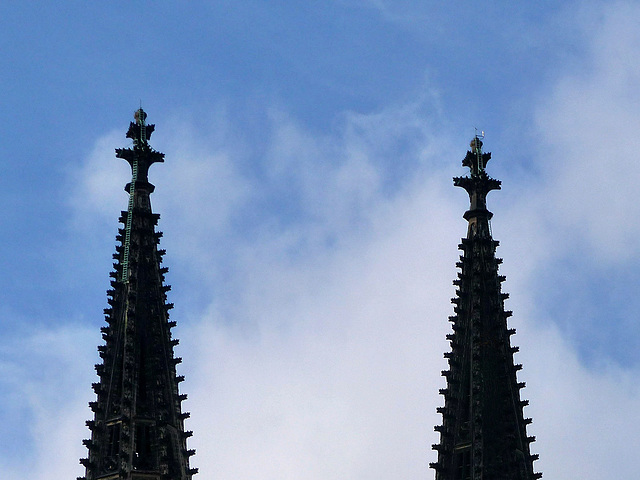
top-left (134, 108), bottom-right (147, 126)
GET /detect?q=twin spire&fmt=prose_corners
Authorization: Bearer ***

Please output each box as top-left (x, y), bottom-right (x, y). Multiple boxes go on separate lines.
top-left (79, 115), bottom-right (541, 479)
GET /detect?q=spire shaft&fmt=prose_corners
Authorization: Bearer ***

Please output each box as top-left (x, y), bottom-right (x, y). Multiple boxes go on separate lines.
top-left (79, 111), bottom-right (197, 480)
top-left (431, 139), bottom-right (541, 480)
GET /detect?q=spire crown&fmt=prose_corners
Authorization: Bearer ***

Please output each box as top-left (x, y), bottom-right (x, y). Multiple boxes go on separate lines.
top-left (116, 109), bottom-right (165, 185)
top-left (462, 136), bottom-right (492, 176)
top-left (126, 108), bottom-right (156, 147)
top-left (454, 136), bottom-right (501, 238)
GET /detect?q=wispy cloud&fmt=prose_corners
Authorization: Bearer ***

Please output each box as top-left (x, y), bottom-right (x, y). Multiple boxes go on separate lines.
top-left (0, 322), bottom-right (97, 479)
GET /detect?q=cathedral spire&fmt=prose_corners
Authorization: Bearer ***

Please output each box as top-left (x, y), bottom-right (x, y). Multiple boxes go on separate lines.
top-left (430, 137), bottom-right (541, 480)
top-left (79, 110), bottom-right (197, 480)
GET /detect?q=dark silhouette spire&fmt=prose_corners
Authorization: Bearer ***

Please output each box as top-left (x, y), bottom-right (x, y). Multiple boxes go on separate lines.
top-left (79, 109), bottom-right (197, 480)
top-left (430, 137), bottom-right (541, 480)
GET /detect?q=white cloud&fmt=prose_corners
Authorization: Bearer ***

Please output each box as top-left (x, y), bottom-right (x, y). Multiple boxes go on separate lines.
top-left (534, 2), bottom-right (640, 263)
top-left (181, 175), bottom-right (460, 479)
top-left (68, 130), bottom-right (130, 228)
top-left (0, 323), bottom-right (97, 479)
top-left (516, 318), bottom-right (640, 478)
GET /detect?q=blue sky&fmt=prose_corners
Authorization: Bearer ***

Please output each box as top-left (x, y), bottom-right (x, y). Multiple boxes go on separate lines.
top-left (1, 1), bottom-right (639, 479)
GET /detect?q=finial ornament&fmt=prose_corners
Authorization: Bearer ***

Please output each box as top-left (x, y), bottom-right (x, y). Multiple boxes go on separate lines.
top-left (134, 108), bottom-right (147, 125)
top-left (116, 110), bottom-right (164, 181)
top-left (470, 136), bottom-right (482, 153)
top-left (133, 108), bottom-right (148, 147)
top-left (455, 138), bottom-right (501, 238)
top-left (462, 134), bottom-right (491, 176)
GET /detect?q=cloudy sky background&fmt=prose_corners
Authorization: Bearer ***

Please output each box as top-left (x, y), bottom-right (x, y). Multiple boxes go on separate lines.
top-left (1, 1), bottom-right (639, 479)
